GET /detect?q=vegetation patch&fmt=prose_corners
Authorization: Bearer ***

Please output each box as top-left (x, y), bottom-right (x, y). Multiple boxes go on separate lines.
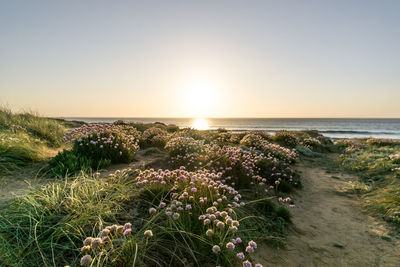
top-left (48, 124), bottom-right (141, 177)
top-left (336, 138), bottom-right (400, 226)
top-left (0, 125), bottom-right (314, 266)
top-left (0, 108), bottom-right (81, 175)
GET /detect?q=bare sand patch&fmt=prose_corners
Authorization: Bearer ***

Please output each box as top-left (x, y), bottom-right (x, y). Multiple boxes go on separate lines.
top-left (255, 159), bottom-right (400, 267)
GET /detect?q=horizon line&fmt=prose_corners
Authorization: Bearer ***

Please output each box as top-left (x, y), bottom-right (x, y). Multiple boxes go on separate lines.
top-left (58, 116), bottom-right (400, 120)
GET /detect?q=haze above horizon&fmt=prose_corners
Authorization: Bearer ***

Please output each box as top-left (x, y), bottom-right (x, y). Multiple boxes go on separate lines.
top-left (1, 1), bottom-right (400, 118)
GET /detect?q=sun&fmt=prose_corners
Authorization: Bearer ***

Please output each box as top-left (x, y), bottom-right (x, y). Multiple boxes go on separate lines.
top-left (180, 79), bottom-right (219, 118)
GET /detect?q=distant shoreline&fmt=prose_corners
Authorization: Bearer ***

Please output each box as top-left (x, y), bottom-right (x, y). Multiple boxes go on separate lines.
top-left (61, 117), bottom-right (400, 140)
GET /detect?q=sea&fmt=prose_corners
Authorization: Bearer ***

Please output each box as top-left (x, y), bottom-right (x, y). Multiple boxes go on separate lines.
top-left (64, 118), bottom-right (400, 139)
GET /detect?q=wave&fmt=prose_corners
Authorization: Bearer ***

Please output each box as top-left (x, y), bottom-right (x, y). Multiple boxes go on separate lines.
top-left (318, 130), bottom-right (396, 135)
top-left (213, 127), bottom-right (397, 135)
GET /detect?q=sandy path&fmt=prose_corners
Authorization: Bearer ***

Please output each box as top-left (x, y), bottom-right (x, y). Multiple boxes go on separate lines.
top-left (256, 159), bottom-right (400, 267)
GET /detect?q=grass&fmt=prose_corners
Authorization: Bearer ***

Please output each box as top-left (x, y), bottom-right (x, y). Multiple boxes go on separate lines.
top-left (0, 107), bottom-right (83, 175)
top-left (0, 172), bottom-right (133, 266)
top-left (336, 138), bottom-right (400, 226)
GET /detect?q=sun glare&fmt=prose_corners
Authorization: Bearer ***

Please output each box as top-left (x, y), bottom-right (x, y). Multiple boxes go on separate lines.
top-left (192, 118), bottom-right (209, 130)
top-left (180, 79), bottom-right (220, 118)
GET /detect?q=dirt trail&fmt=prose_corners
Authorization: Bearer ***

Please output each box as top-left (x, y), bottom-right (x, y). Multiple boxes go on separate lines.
top-left (256, 159), bottom-right (400, 267)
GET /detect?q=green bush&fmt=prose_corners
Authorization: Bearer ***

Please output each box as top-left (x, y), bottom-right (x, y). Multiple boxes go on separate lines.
top-left (49, 124), bottom-right (141, 176)
top-left (273, 131), bottom-right (300, 148)
top-left (141, 127), bottom-right (169, 148)
top-left (47, 149), bottom-right (111, 177)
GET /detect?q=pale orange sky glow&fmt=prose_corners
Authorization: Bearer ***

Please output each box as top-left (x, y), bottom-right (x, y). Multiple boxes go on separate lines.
top-left (1, 1), bottom-right (400, 118)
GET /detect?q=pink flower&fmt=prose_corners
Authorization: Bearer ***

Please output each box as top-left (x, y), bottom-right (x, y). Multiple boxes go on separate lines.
top-left (246, 245), bottom-right (254, 253)
top-left (123, 228), bottom-right (132, 236)
top-left (123, 222), bottom-right (132, 229)
top-left (226, 242), bottom-right (235, 250)
top-left (248, 240), bottom-right (257, 248)
top-left (236, 252), bottom-right (245, 260)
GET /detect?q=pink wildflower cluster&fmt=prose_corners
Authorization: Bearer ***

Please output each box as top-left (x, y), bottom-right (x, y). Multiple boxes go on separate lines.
top-left (222, 240), bottom-right (263, 267)
top-left (135, 167), bottom-right (260, 255)
top-left (65, 124), bottom-right (140, 162)
top-left (165, 136), bottom-right (299, 192)
top-left (240, 133), bottom-right (297, 163)
top-left (165, 137), bottom-right (205, 168)
top-left (80, 222), bottom-right (133, 266)
top-left (136, 167), bottom-right (238, 201)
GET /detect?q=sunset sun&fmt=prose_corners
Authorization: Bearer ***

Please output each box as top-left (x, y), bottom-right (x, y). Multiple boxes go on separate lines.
top-left (180, 79), bottom-right (220, 118)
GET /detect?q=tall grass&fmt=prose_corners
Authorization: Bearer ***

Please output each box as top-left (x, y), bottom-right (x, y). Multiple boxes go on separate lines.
top-left (0, 107), bottom-right (76, 174)
top-left (0, 107), bottom-right (67, 147)
top-left (337, 139), bottom-right (400, 226)
top-left (0, 172), bottom-right (133, 266)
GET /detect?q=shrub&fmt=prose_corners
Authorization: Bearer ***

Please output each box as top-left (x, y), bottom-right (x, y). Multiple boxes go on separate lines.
top-left (165, 124), bottom-right (180, 133)
top-left (66, 124), bottom-right (140, 163)
top-left (48, 124), bottom-right (140, 176)
top-left (47, 150), bottom-right (111, 177)
top-left (241, 133), bottom-right (297, 163)
top-left (240, 133), bottom-right (265, 148)
top-left (141, 127), bottom-right (169, 148)
top-left (216, 132), bottom-right (243, 145)
top-left (165, 137), bottom-right (299, 193)
top-left (366, 138), bottom-right (400, 147)
top-left (273, 131), bottom-right (299, 148)
top-left (164, 137), bottom-right (204, 169)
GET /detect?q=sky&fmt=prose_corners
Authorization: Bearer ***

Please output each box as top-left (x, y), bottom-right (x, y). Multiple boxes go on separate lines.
top-left (1, 0), bottom-right (399, 118)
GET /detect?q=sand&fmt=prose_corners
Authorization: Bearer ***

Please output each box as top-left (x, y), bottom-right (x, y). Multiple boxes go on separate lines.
top-left (255, 159), bottom-right (400, 267)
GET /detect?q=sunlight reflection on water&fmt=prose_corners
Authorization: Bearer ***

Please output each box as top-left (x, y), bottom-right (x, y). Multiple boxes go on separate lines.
top-left (191, 118), bottom-right (210, 130)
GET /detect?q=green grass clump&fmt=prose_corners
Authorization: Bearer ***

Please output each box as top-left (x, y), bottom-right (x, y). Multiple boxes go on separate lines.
top-left (0, 108), bottom-right (75, 174)
top-left (0, 132), bottom-right (47, 174)
top-left (0, 172), bottom-right (134, 266)
top-left (337, 138), bottom-right (400, 226)
top-left (0, 107), bottom-right (69, 147)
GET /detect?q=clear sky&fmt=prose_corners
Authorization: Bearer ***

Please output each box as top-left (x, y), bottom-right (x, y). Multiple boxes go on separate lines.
top-left (1, 0), bottom-right (399, 118)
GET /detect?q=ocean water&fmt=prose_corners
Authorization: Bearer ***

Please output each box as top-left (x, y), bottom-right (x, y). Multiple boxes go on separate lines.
top-left (65, 118), bottom-right (400, 139)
